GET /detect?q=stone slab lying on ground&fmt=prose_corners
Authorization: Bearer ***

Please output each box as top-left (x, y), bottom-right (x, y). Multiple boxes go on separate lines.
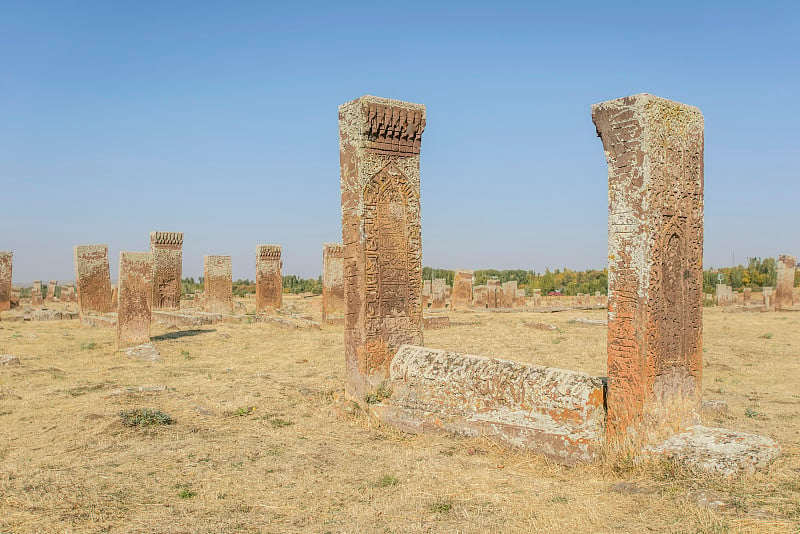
top-left (0, 355), bottom-right (21, 366)
top-left (646, 425), bottom-right (780, 476)
top-left (569, 317), bottom-right (608, 326)
top-left (701, 399), bottom-right (729, 416)
top-left (82, 314), bottom-right (117, 328)
top-left (422, 315), bottom-right (450, 329)
top-left (522, 321), bottom-right (558, 331)
top-left (376, 345), bottom-right (606, 464)
top-left (123, 342), bottom-right (163, 362)
top-left (31, 309), bottom-right (79, 321)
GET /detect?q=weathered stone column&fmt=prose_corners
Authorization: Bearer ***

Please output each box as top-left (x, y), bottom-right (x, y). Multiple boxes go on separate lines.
top-left (593, 94), bottom-right (704, 445)
top-left (255, 245), bottom-right (282, 313)
top-left (45, 280), bottom-right (57, 302)
top-left (776, 255), bottom-right (796, 310)
top-left (204, 255), bottom-right (233, 314)
top-left (486, 279), bottom-right (501, 309)
top-left (501, 281), bottom-right (517, 308)
top-left (117, 252), bottom-right (153, 348)
top-left (322, 243), bottom-right (344, 321)
top-left (150, 231), bottom-right (183, 310)
top-left (0, 252), bottom-right (11, 311)
top-left (430, 278), bottom-right (447, 309)
top-left (339, 95), bottom-right (425, 401)
top-left (451, 270), bottom-right (474, 309)
top-left (74, 244), bottom-right (113, 318)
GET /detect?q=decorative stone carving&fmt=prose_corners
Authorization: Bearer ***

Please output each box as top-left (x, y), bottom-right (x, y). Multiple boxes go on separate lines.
top-left (0, 252), bottom-right (11, 311)
top-left (117, 252), bottom-right (153, 348)
top-left (150, 231), bottom-right (183, 311)
top-left (775, 255), bottom-right (796, 310)
top-left (256, 245), bottom-right (282, 313)
top-left (74, 244), bottom-right (113, 318)
top-left (451, 270), bottom-right (473, 309)
top-left (322, 243), bottom-right (344, 321)
top-left (204, 255), bottom-right (233, 314)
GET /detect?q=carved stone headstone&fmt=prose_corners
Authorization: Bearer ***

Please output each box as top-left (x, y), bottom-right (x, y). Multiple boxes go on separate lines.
top-left (204, 255), bottom-right (233, 314)
top-left (339, 95), bottom-right (425, 401)
top-left (74, 244), bottom-right (113, 318)
top-left (743, 288), bottom-right (751, 305)
top-left (45, 280), bottom-right (57, 302)
top-left (430, 278), bottom-right (447, 309)
top-left (150, 231), bottom-right (183, 311)
top-left (593, 93), bottom-right (704, 445)
top-left (486, 279), bottom-right (501, 309)
top-left (0, 252), bottom-right (11, 311)
top-left (776, 255), bottom-right (796, 310)
top-left (762, 286), bottom-right (773, 309)
top-left (501, 281), bottom-right (517, 308)
top-left (533, 288), bottom-right (542, 308)
top-left (473, 285), bottom-right (488, 308)
top-left (117, 252), bottom-right (153, 348)
top-left (322, 243), bottom-right (344, 322)
top-left (451, 270), bottom-right (473, 309)
top-left (256, 245), bottom-right (282, 313)
top-left (31, 280), bottom-right (43, 307)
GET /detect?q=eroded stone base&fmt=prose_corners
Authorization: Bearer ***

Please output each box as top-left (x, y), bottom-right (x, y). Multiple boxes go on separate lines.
top-left (646, 425), bottom-right (780, 476)
top-left (123, 343), bottom-right (163, 363)
top-left (378, 345), bottom-right (606, 464)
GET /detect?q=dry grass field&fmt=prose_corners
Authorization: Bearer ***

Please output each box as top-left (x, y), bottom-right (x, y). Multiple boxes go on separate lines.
top-left (1, 296), bottom-right (799, 533)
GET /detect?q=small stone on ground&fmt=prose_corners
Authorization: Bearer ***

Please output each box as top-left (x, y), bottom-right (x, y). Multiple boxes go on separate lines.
top-left (0, 354), bottom-right (21, 366)
top-left (123, 343), bottom-right (163, 362)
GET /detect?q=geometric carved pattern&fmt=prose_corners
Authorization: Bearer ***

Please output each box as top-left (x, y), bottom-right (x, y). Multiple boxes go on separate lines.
top-left (0, 251), bottom-right (11, 312)
top-left (256, 244), bottom-right (282, 313)
top-left (150, 231), bottom-right (183, 311)
top-left (204, 255), bottom-right (233, 314)
top-left (73, 244), bottom-right (113, 318)
top-left (593, 93), bottom-right (704, 445)
top-left (117, 251), bottom-right (153, 348)
top-left (322, 242), bottom-right (344, 321)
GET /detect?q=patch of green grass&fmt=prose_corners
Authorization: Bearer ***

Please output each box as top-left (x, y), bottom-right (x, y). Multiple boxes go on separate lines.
top-left (428, 499), bottom-right (453, 514)
top-left (268, 418), bottom-right (294, 428)
top-left (744, 407), bottom-right (767, 420)
top-left (364, 382), bottom-right (393, 405)
top-left (759, 332), bottom-right (774, 339)
top-left (80, 342), bottom-right (97, 350)
top-left (550, 495), bottom-right (568, 503)
top-left (233, 406), bottom-right (256, 417)
top-left (173, 484), bottom-right (196, 499)
top-left (180, 349), bottom-right (192, 360)
top-left (119, 408), bottom-right (175, 427)
top-left (373, 474), bottom-right (399, 488)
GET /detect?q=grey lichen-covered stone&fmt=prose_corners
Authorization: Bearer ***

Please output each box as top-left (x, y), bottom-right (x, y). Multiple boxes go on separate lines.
top-left (0, 354), bottom-right (21, 366)
top-left (378, 345), bottom-right (606, 464)
top-left (646, 425), bottom-right (780, 476)
top-left (123, 342), bottom-right (163, 363)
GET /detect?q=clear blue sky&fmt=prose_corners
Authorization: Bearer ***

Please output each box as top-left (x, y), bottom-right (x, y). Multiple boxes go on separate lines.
top-left (2, 1), bottom-right (798, 283)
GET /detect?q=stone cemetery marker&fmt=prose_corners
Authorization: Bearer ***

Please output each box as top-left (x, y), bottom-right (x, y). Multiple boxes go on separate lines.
top-left (486, 279), bottom-right (501, 309)
top-left (451, 269), bottom-right (473, 309)
top-left (762, 286), bottom-right (773, 309)
top-left (776, 255), bottom-right (796, 310)
top-left (150, 231), bottom-right (183, 311)
top-left (31, 280), bottom-right (43, 307)
top-left (74, 244), bottom-right (113, 317)
top-left (430, 278), bottom-right (447, 309)
top-left (473, 285), bottom-right (488, 308)
top-left (204, 255), bottom-right (233, 314)
top-left (322, 243), bottom-right (344, 321)
top-left (0, 252), bottom-right (11, 311)
top-left (116, 252), bottom-right (153, 348)
top-left (339, 95), bottom-right (425, 401)
top-left (593, 93), bottom-right (704, 444)
top-left (501, 281), bottom-right (517, 308)
top-left (45, 280), bottom-right (57, 302)
top-left (743, 287), bottom-right (751, 305)
top-left (255, 245), bottom-right (282, 313)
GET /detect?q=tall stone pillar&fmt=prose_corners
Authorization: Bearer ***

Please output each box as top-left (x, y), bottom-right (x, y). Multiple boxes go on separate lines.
top-left (204, 255), bottom-right (233, 314)
top-left (339, 95), bottom-right (425, 401)
top-left (74, 244), bottom-right (113, 318)
top-left (430, 278), bottom-right (447, 309)
top-left (117, 252), bottom-right (153, 348)
top-left (451, 269), bottom-right (474, 309)
top-left (593, 94), bottom-right (704, 444)
top-left (150, 231), bottom-right (183, 311)
top-left (322, 243), bottom-right (344, 322)
top-left (255, 245), bottom-right (282, 313)
top-left (776, 255), bottom-right (796, 310)
top-left (0, 252), bottom-right (11, 311)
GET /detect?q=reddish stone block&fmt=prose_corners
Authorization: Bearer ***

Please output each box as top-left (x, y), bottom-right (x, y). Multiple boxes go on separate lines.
top-left (322, 243), bottom-right (344, 322)
top-left (593, 93), bottom-right (704, 445)
top-left (256, 245), bottom-right (282, 313)
top-left (451, 270), bottom-right (473, 309)
top-left (204, 255), bottom-right (233, 314)
top-left (339, 95), bottom-right (425, 401)
top-left (776, 255), bottom-right (796, 310)
top-left (473, 285), bottom-right (488, 308)
top-left (430, 278), bottom-right (447, 309)
top-left (0, 252), bottom-right (11, 312)
top-left (150, 231), bottom-right (183, 311)
top-left (74, 244), bottom-right (113, 318)
top-left (117, 252), bottom-right (153, 348)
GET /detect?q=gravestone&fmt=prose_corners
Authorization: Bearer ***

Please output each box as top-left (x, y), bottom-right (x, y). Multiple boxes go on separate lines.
top-left (593, 93), bottom-right (704, 444)
top-left (501, 281), bottom-right (517, 308)
top-left (256, 245), bottom-right (282, 313)
top-left (150, 231), bottom-right (183, 311)
top-left (451, 269), bottom-right (474, 309)
top-left (45, 280), bottom-right (57, 302)
top-left (31, 280), bottom-right (43, 307)
top-left (473, 285), bottom-right (488, 308)
top-left (74, 244), bottom-right (113, 318)
top-left (775, 255), bottom-right (796, 310)
top-left (322, 242), bottom-right (345, 322)
top-left (204, 255), bottom-right (233, 314)
top-left (339, 95), bottom-right (425, 401)
top-left (0, 252), bottom-right (11, 311)
top-left (430, 278), bottom-right (447, 309)
top-left (486, 279), bottom-right (501, 309)
top-left (117, 252), bottom-right (154, 348)
top-left (743, 287), bottom-right (751, 305)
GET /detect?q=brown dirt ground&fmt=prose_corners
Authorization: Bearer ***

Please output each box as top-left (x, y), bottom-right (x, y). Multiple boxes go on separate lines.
top-left (1, 296), bottom-right (798, 533)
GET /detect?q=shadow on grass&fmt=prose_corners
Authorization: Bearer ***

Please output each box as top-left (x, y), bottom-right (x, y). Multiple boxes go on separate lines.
top-left (151, 329), bottom-right (217, 341)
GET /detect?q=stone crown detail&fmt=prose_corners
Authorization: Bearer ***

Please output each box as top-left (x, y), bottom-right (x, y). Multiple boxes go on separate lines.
top-left (258, 245), bottom-right (281, 259)
top-left (324, 243), bottom-right (343, 254)
top-left (150, 232), bottom-right (184, 246)
top-left (364, 102), bottom-right (425, 155)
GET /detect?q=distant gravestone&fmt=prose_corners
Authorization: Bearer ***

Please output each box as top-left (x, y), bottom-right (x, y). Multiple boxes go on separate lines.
top-left (775, 255), bottom-right (796, 310)
top-left (501, 281), bottom-right (517, 308)
top-left (150, 231), bottom-right (183, 311)
top-left (593, 93), bottom-right (704, 445)
top-left (430, 278), bottom-right (447, 309)
top-left (31, 280), bottom-right (43, 307)
top-left (339, 95), bottom-right (425, 401)
top-left (451, 270), bottom-right (473, 309)
top-left (45, 280), bottom-right (57, 302)
top-left (74, 244), bottom-right (113, 318)
top-left (322, 243), bottom-right (344, 322)
top-left (116, 252), bottom-right (154, 349)
top-left (0, 252), bottom-right (11, 311)
top-left (256, 245), bottom-right (282, 313)
top-left (204, 255), bottom-right (233, 314)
